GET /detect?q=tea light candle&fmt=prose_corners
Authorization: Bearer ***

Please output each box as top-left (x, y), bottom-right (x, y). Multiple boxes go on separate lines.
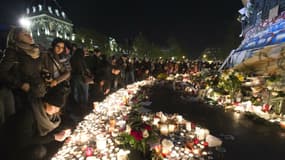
top-left (160, 124), bottom-right (169, 136)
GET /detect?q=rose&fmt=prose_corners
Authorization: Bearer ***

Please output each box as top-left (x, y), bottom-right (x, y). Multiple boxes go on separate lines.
top-left (130, 130), bottom-right (143, 141)
top-left (144, 124), bottom-right (152, 131)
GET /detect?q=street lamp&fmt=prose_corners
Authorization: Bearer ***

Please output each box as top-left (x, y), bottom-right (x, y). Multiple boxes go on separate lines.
top-left (19, 17), bottom-right (31, 29)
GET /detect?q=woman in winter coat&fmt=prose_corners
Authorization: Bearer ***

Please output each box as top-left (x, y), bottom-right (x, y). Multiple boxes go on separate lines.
top-left (41, 38), bottom-right (71, 105)
top-left (0, 27), bottom-right (46, 112)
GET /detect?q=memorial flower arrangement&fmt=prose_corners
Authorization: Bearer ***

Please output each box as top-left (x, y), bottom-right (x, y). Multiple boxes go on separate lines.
top-left (117, 111), bottom-right (159, 156)
top-left (218, 69), bottom-right (244, 102)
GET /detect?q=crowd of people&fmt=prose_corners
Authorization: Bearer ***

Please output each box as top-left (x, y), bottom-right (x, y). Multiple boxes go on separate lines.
top-left (0, 27), bottom-right (221, 160)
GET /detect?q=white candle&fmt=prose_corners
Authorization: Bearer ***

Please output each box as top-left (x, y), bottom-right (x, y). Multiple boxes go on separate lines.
top-left (176, 115), bottom-right (183, 124)
top-left (153, 117), bottom-right (160, 126)
top-left (160, 124), bottom-right (169, 136)
top-left (161, 139), bottom-right (174, 155)
top-left (117, 149), bottom-right (130, 160)
top-left (168, 124), bottom-right (176, 133)
top-left (186, 122), bottom-right (191, 131)
top-left (96, 134), bottom-right (107, 151)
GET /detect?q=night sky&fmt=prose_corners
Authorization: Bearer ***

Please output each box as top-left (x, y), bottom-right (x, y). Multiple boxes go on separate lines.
top-left (0, 0), bottom-right (244, 57)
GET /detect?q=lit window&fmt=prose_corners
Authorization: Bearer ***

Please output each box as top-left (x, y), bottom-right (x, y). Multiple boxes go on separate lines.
top-left (32, 6), bottom-right (36, 13)
top-left (61, 12), bottom-right (66, 18)
top-left (48, 6), bottom-right (53, 14)
top-left (38, 5), bottom-right (42, 11)
top-left (71, 34), bottom-right (75, 41)
top-left (26, 8), bottom-right (30, 14)
top-left (55, 9), bottom-right (59, 16)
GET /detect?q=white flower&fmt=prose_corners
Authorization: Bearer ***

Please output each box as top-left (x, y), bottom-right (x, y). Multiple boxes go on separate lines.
top-left (142, 129), bottom-right (149, 138)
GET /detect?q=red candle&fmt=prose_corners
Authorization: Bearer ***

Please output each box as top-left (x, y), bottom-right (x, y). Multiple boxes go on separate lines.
top-left (85, 147), bottom-right (93, 157)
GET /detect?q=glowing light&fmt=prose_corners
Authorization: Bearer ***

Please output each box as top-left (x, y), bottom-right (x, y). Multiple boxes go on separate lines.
top-left (19, 17), bottom-right (31, 28)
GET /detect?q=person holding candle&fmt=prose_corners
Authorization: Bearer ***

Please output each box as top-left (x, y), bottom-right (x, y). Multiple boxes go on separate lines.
top-left (0, 89), bottom-right (71, 160)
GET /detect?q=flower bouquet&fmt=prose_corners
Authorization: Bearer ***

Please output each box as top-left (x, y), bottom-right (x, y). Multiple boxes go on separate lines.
top-left (117, 111), bottom-right (159, 157)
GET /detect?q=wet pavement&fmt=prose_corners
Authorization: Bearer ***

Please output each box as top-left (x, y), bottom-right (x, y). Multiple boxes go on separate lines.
top-left (147, 86), bottom-right (285, 160)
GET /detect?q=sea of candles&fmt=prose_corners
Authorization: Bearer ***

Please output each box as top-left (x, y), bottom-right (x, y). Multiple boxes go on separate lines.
top-left (52, 79), bottom-right (222, 160)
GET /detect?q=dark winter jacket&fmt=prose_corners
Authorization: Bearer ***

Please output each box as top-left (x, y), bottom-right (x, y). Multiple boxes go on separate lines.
top-left (0, 106), bottom-right (55, 152)
top-left (0, 48), bottom-right (46, 97)
top-left (41, 50), bottom-right (70, 85)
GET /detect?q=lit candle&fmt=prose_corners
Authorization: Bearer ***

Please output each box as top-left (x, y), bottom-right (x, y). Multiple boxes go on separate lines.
top-left (109, 118), bottom-right (116, 128)
top-left (117, 149), bottom-right (130, 160)
top-left (85, 147), bottom-right (93, 157)
top-left (168, 124), bottom-right (176, 133)
top-left (176, 115), bottom-right (183, 124)
top-left (280, 121), bottom-right (285, 129)
top-left (192, 148), bottom-right (201, 155)
top-left (160, 124), bottom-right (169, 136)
top-left (186, 122), bottom-right (191, 132)
top-left (154, 144), bottom-right (161, 153)
top-left (161, 139), bottom-right (174, 156)
top-left (153, 117), bottom-right (160, 126)
top-left (93, 102), bottom-right (99, 110)
top-left (96, 134), bottom-right (107, 151)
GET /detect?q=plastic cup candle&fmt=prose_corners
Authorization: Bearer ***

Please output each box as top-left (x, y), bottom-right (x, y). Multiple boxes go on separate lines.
top-left (160, 124), bottom-right (169, 136)
top-left (176, 115), bottom-right (183, 124)
top-left (96, 134), bottom-right (107, 151)
top-left (80, 134), bottom-right (89, 143)
top-left (280, 120), bottom-right (285, 128)
top-left (186, 122), bottom-right (191, 131)
top-left (109, 117), bottom-right (116, 130)
top-left (93, 102), bottom-right (99, 110)
top-left (153, 117), bottom-right (160, 126)
top-left (192, 148), bottom-right (201, 155)
top-left (196, 128), bottom-right (206, 140)
top-left (168, 124), bottom-right (176, 133)
top-left (117, 149), bottom-right (130, 160)
top-left (162, 139), bottom-right (174, 156)
top-left (85, 147), bottom-right (93, 156)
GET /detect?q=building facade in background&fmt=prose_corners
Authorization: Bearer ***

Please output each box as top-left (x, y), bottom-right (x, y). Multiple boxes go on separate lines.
top-left (23, 0), bottom-right (74, 48)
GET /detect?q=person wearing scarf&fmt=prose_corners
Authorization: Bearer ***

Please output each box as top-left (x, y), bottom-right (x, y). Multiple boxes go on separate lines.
top-left (0, 89), bottom-right (71, 160)
top-left (0, 27), bottom-right (46, 112)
